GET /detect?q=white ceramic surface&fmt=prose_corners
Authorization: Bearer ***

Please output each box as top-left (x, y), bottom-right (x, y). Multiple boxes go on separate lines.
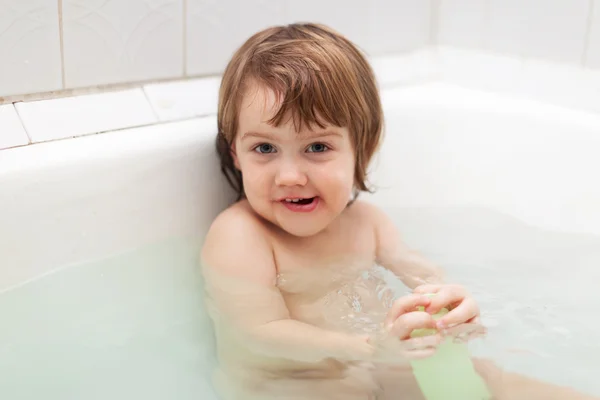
top-left (62, 0), bottom-right (184, 87)
top-left (438, 0), bottom-right (488, 48)
top-left (186, 0), bottom-right (288, 76)
top-left (372, 82), bottom-right (600, 237)
top-left (486, 0), bottom-right (590, 64)
top-left (143, 77), bottom-right (221, 121)
top-left (15, 89), bottom-right (157, 142)
top-left (0, 105), bottom-right (29, 150)
top-left (586, 0), bottom-right (600, 69)
top-left (0, 116), bottom-right (235, 292)
top-left (436, 46), bottom-right (600, 114)
top-left (3, 82), bottom-right (600, 292)
top-left (0, 0), bottom-right (62, 97)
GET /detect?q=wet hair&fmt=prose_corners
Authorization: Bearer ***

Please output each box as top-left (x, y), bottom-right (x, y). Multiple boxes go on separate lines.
top-left (216, 22), bottom-right (384, 200)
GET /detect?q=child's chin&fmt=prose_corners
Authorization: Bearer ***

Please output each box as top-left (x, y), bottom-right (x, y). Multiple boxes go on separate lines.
top-left (280, 221), bottom-right (328, 238)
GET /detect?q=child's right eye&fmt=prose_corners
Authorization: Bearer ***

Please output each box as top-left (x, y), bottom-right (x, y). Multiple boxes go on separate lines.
top-left (254, 143), bottom-right (276, 154)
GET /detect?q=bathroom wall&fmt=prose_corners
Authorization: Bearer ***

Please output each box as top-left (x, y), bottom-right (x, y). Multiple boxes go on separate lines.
top-left (437, 0), bottom-right (599, 68)
top-left (0, 0), bottom-right (432, 100)
top-left (2, 1), bottom-right (599, 106)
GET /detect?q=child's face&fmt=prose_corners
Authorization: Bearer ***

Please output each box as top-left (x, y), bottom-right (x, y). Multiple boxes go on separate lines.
top-left (233, 81), bottom-right (356, 237)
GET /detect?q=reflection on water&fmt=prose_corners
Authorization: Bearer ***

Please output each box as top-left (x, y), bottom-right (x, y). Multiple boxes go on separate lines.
top-left (0, 207), bottom-right (599, 398)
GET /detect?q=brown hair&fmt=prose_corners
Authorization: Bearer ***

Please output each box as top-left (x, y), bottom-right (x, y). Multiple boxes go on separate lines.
top-left (216, 23), bottom-right (384, 200)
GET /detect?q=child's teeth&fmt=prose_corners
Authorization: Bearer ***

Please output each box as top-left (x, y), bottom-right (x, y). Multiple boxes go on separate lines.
top-left (286, 199), bottom-right (300, 203)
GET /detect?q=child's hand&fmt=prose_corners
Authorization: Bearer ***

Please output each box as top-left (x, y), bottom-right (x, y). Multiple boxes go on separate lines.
top-left (378, 294), bottom-right (443, 361)
top-left (413, 283), bottom-right (480, 329)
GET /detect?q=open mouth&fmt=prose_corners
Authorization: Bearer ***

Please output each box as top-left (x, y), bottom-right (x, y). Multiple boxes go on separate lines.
top-left (280, 197), bottom-right (319, 212)
top-left (283, 197), bottom-right (315, 205)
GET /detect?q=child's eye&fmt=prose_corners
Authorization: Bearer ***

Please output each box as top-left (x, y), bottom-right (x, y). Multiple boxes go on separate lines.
top-left (306, 143), bottom-right (329, 153)
top-left (254, 143), bottom-right (276, 154)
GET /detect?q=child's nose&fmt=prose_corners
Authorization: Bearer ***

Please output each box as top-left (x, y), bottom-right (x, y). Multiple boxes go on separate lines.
top-left (275, 161), bottom-right (308, 187)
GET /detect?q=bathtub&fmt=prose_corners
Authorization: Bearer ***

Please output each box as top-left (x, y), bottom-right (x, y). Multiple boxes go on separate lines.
top-left (1, 81), bottom-right (600, 398)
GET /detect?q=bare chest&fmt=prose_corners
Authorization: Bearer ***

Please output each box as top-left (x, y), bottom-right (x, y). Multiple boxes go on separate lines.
top-left (271, 225), bottom-right (382, 327)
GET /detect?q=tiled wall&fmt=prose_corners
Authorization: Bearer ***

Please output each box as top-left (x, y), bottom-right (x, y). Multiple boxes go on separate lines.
top-left (438, 0), bottom-right (599, 67)
top-left (2, 0), bottom-right (599, 101)
top-left (0, 0), bottom-right (432, 99)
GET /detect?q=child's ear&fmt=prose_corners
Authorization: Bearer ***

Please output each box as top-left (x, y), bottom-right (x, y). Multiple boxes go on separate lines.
top-left (231, 142), bottom-right (241, 170)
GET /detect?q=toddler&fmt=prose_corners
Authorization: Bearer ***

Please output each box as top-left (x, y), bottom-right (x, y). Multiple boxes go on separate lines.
top-left (201, 23), bottom-right (596, 400)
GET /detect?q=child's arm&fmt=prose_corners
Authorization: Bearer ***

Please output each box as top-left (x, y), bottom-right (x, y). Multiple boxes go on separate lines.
top-left (201, 208), bottom-right (374, 363)
top-left (367, 203), bottom-right (445, 289)
top-left (368, 202), bottom-right (480, 328)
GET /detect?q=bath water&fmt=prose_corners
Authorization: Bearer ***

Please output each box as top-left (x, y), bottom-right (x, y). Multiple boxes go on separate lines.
top-left (1, 206), bottom-right (598, 398)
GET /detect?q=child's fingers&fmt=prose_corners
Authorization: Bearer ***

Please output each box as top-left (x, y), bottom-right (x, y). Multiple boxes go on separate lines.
top-left (437, 297), bottom-right (480, 328)
top-left (389, 311), bottom-right (436, 339)
top-left (412, 284), bottom-right (442, 295)
top-left (425, 284), bottom-right (468, 314)
top-left (384, 294), bottom-right (431, 328)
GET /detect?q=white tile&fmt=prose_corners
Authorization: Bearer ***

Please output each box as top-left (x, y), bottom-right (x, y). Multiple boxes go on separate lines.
top-left (368, 0), bottom-right (431, 55)
top-left (143, 76), bottom-right (221, 121)
top-left (62, 0), bottom-right (184, 88)
top-left (586, 1), bottom-right (600, 68)
top-left (487, 0), bottom-right (590, 64)
top-left (286, 0), bottom-right (371, 52)
top-left (0, 105), bottom-right (29, 149)
top-left (0, 0), bottom-right (62, 97)
top-left (438, 0), bottom-right (487, 48)
top-left (187, 0), bottom-right (288, 75)
top-left (15, 89), bottom-right (157, 142)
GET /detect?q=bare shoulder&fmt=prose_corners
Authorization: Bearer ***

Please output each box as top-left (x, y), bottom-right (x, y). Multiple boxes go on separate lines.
top-left (201, 200), bottom-right (276, 286)
top-left (349, 199), bottom-right (402, 246)
top-left (347, 199), bottom-right (392, 225)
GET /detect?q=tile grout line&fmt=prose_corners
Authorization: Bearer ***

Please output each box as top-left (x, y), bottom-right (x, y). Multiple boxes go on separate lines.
top-left (429, 0), bottom-right (441, 46)
top-left (141, 87), bottom-right (161, 122)
top-left (182, 0), bottom-right (188, 76)
top-left (583, 0), bottom-right (596, 65)
top-left (12, 103), bottom-right (33, 145)
top-left (482, 0), bottom-right (491, 49)
top-left (58, 0), bottom-right (67, 88)
top-left (582, 0), bottom-right (596, 67)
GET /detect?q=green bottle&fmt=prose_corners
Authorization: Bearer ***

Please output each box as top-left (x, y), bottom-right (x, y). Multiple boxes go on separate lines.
top-left (409, 296), bottom-right (492, 400)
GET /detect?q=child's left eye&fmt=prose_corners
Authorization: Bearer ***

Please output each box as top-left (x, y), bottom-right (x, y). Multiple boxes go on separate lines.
top-left (306, 143), bottom-right (329, 153)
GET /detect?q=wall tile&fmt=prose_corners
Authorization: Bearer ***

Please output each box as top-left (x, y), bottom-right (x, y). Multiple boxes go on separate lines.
top-left (487, 0), bottom-right (590, 64)
top-left (369, 0), bottom-right (431, 55)
top-left (187, 0), bottom-right (288, 76)
top-left (586, 1), bottom-right (600, 68)
top-left (15, 89), bottom-right (157, 142)
top-left (0, 105), bottom-right (29, 149)
top-left (62, 0), bottom-right (184, 88)
top-left (438, 0), bottom-right (487, 48)
top-left (0, 0), bottom-right (62, 97)
top-left (286, 0), bottom-right (371, 52)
